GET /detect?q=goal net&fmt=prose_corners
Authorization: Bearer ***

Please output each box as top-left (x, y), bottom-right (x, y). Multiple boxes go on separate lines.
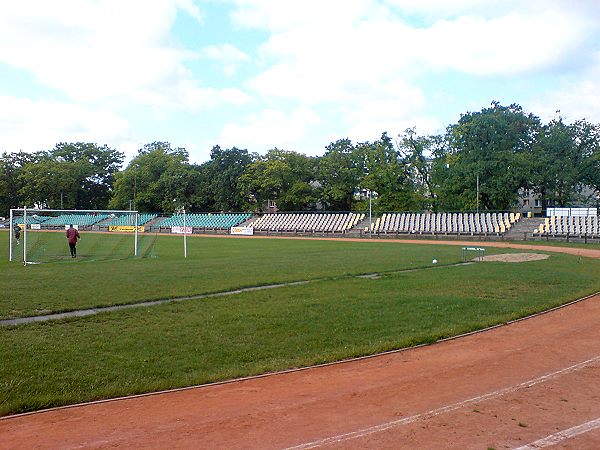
top-left (9, 208), bottom-right (157, 264)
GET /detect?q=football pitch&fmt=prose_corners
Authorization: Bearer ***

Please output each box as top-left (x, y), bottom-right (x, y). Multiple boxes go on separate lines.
top-left (2, 230), bottom-right (600, 416)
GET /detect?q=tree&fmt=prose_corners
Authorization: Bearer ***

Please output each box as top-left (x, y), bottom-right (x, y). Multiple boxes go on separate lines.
top-left (355, 133), bottom-right (418, 212)
top-left (440, 102), bottom-right (541, 211)
top-left (109, 142), bottom-right (189, 212)
top-left (203, 146), bottom-right (252, 211)
top-left (50, 142), bottom-right (124, 209)
top-left (239, 149), bottom-right (318, 211)
top-left (185, 162), bottom-right (216, 212)
top-left (15, 143), bottom-right (123, 210)
top-left (0, 151), bottom-right (42, 215)
top-left (19, 157), bottom-right (81, 209)
top-left (530, 118), bottom-right (600, 209)
top-left (397, 128), bottom-right (445, 211)
top-left (316, 139), bottom-right (361, 211)
top-left (568, 119), bottom-right (600, 207)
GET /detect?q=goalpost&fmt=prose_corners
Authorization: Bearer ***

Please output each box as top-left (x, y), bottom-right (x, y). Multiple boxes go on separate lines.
top-left (8, 208), bottom-right (151, 264)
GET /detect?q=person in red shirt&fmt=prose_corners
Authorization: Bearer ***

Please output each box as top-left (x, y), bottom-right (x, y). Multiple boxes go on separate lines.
top-left (66, 224), bottom-right (81, 258)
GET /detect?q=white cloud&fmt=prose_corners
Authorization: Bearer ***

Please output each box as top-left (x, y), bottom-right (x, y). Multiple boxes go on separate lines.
top-left (386, 0), bottom-right (600, 22)
top-left (385, 0), bottom-right (517, 19)
top-left (341, 81), bottom-right (440, 140)
top-left (2, 0), bottom-right (599, 162)
top-left (530, 52), bottom-right (600, 124)
top-left (417, 9), bottom-right (592, 76)
top-left (245, 1), bottom-right (592, 92)
top-left (203, 44), bottom-right (251, 76)
top-left (219, 106), bottom-right (321, 152)
top-left (0, 95), bottom-right (136, 156)
top-left (226, 0), bottom-right (599, 150)
top-left (0, 0), bottom-right (243, 111)
top-left (230, 0), bottom-right (384, 32)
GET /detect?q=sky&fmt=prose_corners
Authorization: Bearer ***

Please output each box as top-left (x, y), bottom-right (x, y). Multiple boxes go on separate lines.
top-left (1, 0), bottom-right (600, 164)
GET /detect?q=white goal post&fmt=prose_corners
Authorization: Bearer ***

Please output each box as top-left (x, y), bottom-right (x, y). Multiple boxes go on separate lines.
top-left (9, 208), bottom-right (141, 264)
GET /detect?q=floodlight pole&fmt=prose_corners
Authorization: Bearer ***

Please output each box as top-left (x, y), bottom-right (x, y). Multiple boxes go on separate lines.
top-left (368, 189), bottom-right (372, 238)
top-left (476, 174), bottom-right (480, 214)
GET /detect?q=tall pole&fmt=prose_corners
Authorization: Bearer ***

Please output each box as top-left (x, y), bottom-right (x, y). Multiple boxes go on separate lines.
top-left (476, 175), bottom-right (479, 214)
top-left (369, 189), bottom-right (372, 238)
top-left (133, 169), bottom-right (137, 211)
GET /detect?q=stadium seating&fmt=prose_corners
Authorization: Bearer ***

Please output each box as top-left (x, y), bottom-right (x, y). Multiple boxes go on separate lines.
top-left (156, 213), bottom-right (251, 229)
top-left (251, 212), bottom-right (365, 233)
top-left (370, 212), bottom-right (520, 236)
top-left (104, 213), bottom-right (157, 226)
top-left (535, 215), bottom-right (600, 238)
top-left (12, 215), bottom-right (52, 225)
top-left (41, 214), bottom-right (110, 227)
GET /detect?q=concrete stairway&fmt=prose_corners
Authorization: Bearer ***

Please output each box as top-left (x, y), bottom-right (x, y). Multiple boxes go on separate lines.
top-left (504, 217), bottom-right (545, 240)
top-left (346, 216), bottom-right (374, 237)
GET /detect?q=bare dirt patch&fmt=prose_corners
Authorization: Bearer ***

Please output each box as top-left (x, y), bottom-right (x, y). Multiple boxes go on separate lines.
top-left (480, 252), bottom-right (550, 263)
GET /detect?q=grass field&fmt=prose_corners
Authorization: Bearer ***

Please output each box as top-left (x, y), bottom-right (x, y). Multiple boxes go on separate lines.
top-left (2, 230), bottom-right (600, 416)
top-left (1, 230), bottom-right (474, 319)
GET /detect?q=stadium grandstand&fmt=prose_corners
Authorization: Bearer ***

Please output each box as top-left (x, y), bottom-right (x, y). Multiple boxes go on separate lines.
top-left (251, 212), bottom-right (364, 233)
top-left (12, 215), bottom-right (51, 226)
top-left (370, 212), bottom-right (520, 236)
top-left (36, 214), bottom-right (110, 228)
top-left (154, 213), bottom-right (251, 230)
top-left (104, 213), bottom-right (157, 226)
top-left (17, 209), bottom-right (600, 241)
top-left (535, 215), bottom-right (600, 238)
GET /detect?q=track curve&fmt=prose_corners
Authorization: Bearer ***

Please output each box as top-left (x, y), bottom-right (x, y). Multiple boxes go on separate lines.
top-left (2, 240), bottom-right (600, 449)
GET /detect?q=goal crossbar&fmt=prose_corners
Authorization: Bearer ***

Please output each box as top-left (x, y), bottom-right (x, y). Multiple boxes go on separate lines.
top-left (9, 208), bottom-right (141, 264)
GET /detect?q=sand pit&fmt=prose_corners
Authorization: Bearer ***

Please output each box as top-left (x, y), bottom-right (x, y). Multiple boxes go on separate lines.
top-left (481, 252), bottom-right (550, 263)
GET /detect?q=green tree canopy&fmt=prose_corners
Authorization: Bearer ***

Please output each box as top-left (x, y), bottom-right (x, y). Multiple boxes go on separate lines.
top-left (109, 142), bottom-right (189, 212)
top-left (0, 151), bottom-right (42, 215)
top-left (3, 101), bottom-right (600, 216)
top-left (239, 149), bottom-right (318, 211)
top-left (316, 139), bottom-right (361, 211)
top-left (356, 133), bottom-right (418, 212)
top-left (397, 128), bottom-right (446, 211)
top-left (17, 143), bottom-right (123, 210)
top-left (203, 146), bottom-right (252, 211)
top-left (439, 102), bottom-right (541, 211)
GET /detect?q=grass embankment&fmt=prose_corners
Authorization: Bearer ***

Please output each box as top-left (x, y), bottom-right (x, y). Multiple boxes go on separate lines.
top-left (0, 232), bottom-right (470, 319)
top-left (2, 248), bottom-right (600, 416)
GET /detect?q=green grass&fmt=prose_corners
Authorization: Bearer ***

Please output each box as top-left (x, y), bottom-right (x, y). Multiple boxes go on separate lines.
top-left (1, 231), bottom-right (478, 319)
top-left (514, 239), bottom-right (600, 249)
top-left (2, 241), bottom-right (600, 416)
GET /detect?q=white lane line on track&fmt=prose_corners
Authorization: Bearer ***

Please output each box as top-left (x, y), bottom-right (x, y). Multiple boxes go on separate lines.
top-left (513, 416), bottom-right (600, 449)
top-left (284, 355), bottom-right (600, 450)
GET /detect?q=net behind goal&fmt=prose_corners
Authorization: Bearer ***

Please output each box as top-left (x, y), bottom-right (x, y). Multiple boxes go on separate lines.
top-left (9, 208), bottom-right (157, 264)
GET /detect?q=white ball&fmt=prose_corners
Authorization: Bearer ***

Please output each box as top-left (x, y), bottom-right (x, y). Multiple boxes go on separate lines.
top-left (432, 259), bottom-right (438, 264)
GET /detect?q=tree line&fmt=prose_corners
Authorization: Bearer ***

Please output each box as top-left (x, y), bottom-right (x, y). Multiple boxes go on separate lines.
top-left (1, 102), bottom-right (599, 217)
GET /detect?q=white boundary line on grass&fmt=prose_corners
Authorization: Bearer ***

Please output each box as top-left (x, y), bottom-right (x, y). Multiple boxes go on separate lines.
top-left (1, 262), bottom-right (471, 327)
top-left (283, 356), bottom-right (600, 450)
top-left (514, 416), bottom-right (600, 449)
top-left (2, 291), bottom-right (599, 421)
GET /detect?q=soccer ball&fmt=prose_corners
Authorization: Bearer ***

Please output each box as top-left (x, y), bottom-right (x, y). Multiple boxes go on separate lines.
top-left (432, 259), bottom-right (438, 264)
